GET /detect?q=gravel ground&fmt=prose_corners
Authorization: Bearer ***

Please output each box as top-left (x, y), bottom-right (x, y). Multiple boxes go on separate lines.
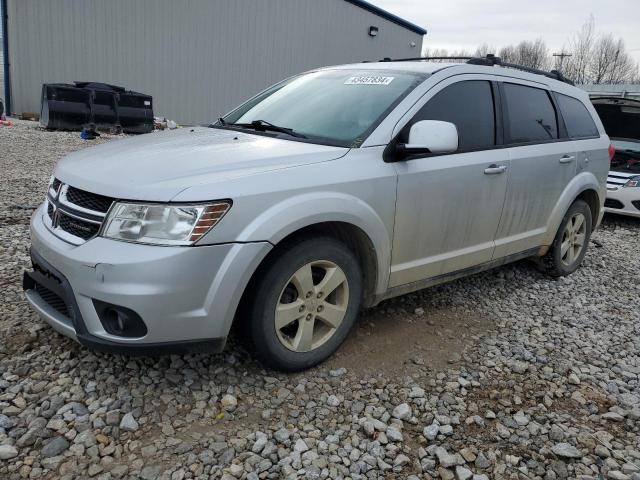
top-left (1, 120), bottom-right (639, 480)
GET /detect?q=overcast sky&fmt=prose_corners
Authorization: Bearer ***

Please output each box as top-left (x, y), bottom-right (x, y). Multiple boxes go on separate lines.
top-left (374, 0), bottom-right (640, 63)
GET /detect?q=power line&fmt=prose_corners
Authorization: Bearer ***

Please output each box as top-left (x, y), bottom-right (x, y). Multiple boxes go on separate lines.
top-left (553, 52), bottom-right (573, 71)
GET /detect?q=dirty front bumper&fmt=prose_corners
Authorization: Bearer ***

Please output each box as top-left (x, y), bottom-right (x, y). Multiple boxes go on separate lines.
top-left (23, 204), bottom-right (272, 354)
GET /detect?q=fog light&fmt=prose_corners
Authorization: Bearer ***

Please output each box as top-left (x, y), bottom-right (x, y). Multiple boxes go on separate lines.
top-left (93, 300), bottom-right (147, 338)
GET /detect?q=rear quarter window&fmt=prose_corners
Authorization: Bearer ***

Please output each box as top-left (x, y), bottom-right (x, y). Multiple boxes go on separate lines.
top-left (556, 93), bottom-right (599, 139)
top-left (502, 83), bottom-right (558, 144)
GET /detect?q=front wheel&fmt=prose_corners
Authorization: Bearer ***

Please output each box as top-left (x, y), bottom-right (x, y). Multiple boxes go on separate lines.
top-left (539, 199), bottom-right (592, 277)
top-left (245, 237), bottom-right (362, 371)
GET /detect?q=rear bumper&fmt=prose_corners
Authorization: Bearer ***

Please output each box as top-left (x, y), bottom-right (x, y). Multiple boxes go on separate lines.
top-left (24, 204), bottom-right (272, 354)
top-left (604, 188), bottom-right (640, 218)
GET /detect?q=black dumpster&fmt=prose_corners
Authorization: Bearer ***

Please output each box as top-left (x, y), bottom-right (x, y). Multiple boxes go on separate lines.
top-left (40, 82), bottom-right (153, 134)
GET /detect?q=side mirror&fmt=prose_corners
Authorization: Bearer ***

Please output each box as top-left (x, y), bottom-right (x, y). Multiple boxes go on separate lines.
top-left (396, 120), bottom-right (458, 157)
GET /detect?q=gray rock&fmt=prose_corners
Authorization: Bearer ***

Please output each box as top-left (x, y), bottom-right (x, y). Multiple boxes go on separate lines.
top-left (386, 426), bottom-right (403, 442)
top-left (456, 466), bottom-right (473, 480)
top-left (274, 428), bottom-right (290, 443)
top-left (41, 436), bottom-right (70, 458)
top-left (140, 465), bottom-right (161, 480)
top-left (221, 394), bottom-right (238, 412)
top-left (424, 424), bottom-right (439, 440)
top-left (435, 447), bottom-right (464, 468)
top-left (0, 415), bottom-right (14, 430)
top-left (392, 403), bottom-right (412, 420)
top-left (294, 439), bottom-right (309, 453)
top-left (0, 445), bottom-right (19, 460)
top-left (119, 413), bottom-right (139, 432)
top-left (252, 433), bottom-right (267, 453)
top-left (552, 443), bottom-right (582, 458)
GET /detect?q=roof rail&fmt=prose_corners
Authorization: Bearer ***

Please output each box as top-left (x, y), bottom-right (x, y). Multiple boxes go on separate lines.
top-left (377, 54), bottom-right (575, 86)
top-left (379, 56), bottom-right (474, 62)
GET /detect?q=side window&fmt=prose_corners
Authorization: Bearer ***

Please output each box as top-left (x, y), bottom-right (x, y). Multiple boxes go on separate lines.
top-left (402, 80), bottom-right (495, 151)
top-left (502, 83), bottom-right (558, 143)
top-left (556, 93), bottom-right (599, 139)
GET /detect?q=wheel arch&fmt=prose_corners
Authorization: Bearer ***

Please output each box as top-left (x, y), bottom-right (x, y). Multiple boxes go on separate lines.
top-left (575, 188), bottom-right (601, 232)
top-left (542, 172), bottom-right (603, 252)
top-left (237, 222), bottom-right (380, 321)
top-left (234, 192), bottom-right (392, 297)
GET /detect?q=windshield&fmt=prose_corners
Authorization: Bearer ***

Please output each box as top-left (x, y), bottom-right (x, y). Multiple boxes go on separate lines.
top-left (221, 69), bottom-right (426, 147)
top-left (612, 138), bottom-right (640, 153)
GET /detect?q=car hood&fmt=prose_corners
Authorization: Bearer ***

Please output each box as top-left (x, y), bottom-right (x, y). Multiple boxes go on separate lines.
top-left (592, 97), bottom-right (640, 142)
top-left (55, 127), bottom-right (349, 201)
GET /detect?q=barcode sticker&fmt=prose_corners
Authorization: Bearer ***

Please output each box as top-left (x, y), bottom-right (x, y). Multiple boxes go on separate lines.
top-left (344, 76), bottom-right (394, 85)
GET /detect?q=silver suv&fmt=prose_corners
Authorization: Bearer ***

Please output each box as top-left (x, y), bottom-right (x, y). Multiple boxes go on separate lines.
top-left (24, 57), bottom-right (610, 371)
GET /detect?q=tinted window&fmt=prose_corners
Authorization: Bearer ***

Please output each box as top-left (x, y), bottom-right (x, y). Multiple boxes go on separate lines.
top-left (503, 83), bottom-right (558, 143)
top-left (557, 94), bottom-right (599, 138)
top-left (403, 80), bottom-right (495, 151)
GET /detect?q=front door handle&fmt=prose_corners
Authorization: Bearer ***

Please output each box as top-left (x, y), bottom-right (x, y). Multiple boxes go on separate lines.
top-left (559, 155), bottom-right (575, 164)
top-left (484, 164), bottom-right (507, 175)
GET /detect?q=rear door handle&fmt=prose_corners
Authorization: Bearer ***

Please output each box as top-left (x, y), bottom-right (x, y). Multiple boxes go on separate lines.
top-left (559, 155), bottom-right (575, 164)
top-left (484, 164), bottom-right (507, 175)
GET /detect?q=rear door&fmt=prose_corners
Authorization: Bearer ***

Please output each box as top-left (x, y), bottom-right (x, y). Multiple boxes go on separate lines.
top-left (492, 81), bottom-right (577, 258)
top-left (389, 77), bottom-right (510, 287)
top-left (555, 92), bottom-right (608, 192)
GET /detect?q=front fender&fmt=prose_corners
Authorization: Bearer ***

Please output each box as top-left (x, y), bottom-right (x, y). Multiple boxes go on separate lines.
top-left (235, 192), bottom-right (392, 295)
top-left (542, 171), bottom-right (604, 249)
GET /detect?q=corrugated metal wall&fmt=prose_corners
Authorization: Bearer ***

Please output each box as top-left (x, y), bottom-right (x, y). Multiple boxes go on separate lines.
top-left (7, 0), bottom-right (423, 124)
top-left (0, 0), bottom-right (4, 104)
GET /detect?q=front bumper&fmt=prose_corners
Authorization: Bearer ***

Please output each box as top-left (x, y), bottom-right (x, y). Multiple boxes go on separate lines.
top-left (24, 204), bottom-right (272, 354)
top-left (604, 187), bottom-right (640, 219)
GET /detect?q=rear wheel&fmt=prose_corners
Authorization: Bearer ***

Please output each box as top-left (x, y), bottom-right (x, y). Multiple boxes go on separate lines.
top-left (539, 199), bottom-right (592, 277)
top-left (245, 237), bottom-right (362, 371)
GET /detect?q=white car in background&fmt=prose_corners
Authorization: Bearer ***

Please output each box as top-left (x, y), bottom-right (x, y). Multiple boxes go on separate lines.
top-left (592, 97), bottom-right (640, 218)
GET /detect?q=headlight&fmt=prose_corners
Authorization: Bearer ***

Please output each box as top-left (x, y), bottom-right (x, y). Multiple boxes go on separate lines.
top-left (624, 176), bottom-right (639, 188)
top-left (102, 201), bottom-right (231, 245)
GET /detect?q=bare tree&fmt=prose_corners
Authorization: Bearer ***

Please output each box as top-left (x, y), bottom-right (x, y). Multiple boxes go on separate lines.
top-left (421, 19), bottom-right (640, 85)
top-left (421, 47), bottom-right (472, 62)
top-left (473, 43), bottom-right (497, 58)
top-left (603, 38), bottom-right (638, 84)
top-left (561, 18), bottom-right (639, 84)
top-left (499, 39), bottom-right (550, 70)
top-left (564, 16), bottom-right (596, 84)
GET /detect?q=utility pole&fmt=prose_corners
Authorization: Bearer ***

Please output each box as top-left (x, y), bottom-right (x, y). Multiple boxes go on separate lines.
top-left (553, 52), bottom-right (573, 71)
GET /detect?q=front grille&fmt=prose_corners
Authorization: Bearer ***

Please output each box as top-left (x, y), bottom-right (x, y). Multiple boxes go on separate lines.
top-left (632, 200), bottom-right (640, 211)
top-left (604, 198), bottom-right (624, 209)
top-left (35, 283), bottom-right (70, 318)
top-left (58, 213), bottom-right (101, 240)
top-left (45, 182), bottom-right (112, 244)
top-left (66, 186), bottom-right (114, 213)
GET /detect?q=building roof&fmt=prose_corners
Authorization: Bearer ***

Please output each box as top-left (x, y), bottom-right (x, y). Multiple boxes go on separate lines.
top-left (579, 83), bottom-right (640, 99)
top-left (344, 0), bottom-right (427, 35)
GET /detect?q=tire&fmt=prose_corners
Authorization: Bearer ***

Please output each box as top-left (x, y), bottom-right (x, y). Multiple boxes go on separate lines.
top-left (245, 237), bottom-right (362, 372)
top-left (539, 199), bottom-right (592, 277)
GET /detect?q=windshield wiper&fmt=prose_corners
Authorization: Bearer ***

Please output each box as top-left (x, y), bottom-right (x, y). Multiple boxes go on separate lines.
top-left (227, 119), bottom-right (307, 138)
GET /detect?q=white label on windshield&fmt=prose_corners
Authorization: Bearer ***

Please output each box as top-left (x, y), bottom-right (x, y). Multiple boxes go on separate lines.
top-left (344, 76), bottom-right (394, 85)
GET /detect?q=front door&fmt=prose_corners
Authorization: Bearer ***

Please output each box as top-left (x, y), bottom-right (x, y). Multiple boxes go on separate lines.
top-left (389, 78), bottom-right (509, 287)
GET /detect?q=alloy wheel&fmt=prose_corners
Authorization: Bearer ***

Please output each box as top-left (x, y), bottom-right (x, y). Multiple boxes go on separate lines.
top-left (560, 212), bottom-right (587, 267)
top-left (274, 260), bottom-right (349, 352)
